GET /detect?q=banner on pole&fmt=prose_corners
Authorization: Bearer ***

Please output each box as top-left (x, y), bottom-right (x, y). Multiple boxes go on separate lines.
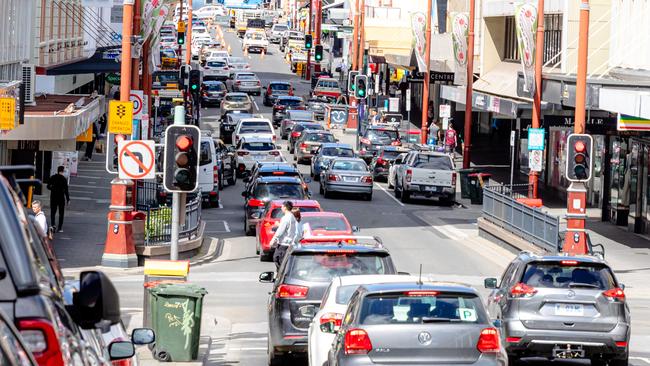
top-left (515, 3), bottom-right (538, 97)
top-left (410, 12), bottom-right (428, 72)
top-left (451, 13), bottom-right (469, 86)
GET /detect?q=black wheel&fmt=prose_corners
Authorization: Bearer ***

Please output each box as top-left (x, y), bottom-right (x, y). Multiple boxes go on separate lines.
top-left (313, 172), bottom-right (320, 182)
top-left (267, 339), bottom-right (284, 366)
top-left (244, 220), bottom-right (254, 236)
top-left (401, 189), bottom-right (410, 203)
top-left (323, 187), bottom-right (331, 198)
top-left (260, 251), bottom-right (273, 262)
top-left (507, 354), bottom-right (520, 366)
top-left (281, 134), bottom-right (287, 140)
top-left (365, 193), bottom-right (373, 201)
top-left (387, 177), bottom-right (394, 189)
top-left (218, 171), bottom-right (224, 190)
top-left (227, 171), bottom-right (236, 186)
top-left (608, 355), bottom-right (629, 366)
top-left (589, 358), bottom-right (607, 366)
top-left (210, 198), bottom-right (219, 208)
top-left (256, 241), bottom-right (260, 255)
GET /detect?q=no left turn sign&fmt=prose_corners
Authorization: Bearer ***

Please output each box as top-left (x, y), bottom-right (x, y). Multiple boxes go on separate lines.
top-left (118, 140), bottom-right (156, 180)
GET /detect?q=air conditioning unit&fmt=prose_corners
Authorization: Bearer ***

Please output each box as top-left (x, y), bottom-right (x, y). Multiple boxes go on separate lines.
top-left (21, 64), bottom-right (36, 105)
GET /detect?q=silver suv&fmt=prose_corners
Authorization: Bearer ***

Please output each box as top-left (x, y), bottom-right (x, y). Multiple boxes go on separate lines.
top-left (484, 253), bottom-right (630, 366)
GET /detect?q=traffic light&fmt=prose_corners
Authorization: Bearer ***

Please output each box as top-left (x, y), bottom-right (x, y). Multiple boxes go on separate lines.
top-left (179, 64), bottom-right (191, 91)
top-left (305, 34), bottom-right (313, 49)
top-left (177, 21), bottom-right (186, 45)
top-left (354, 75), bottom-right (368, 99)
top-left (314, 45), bottom-right (323, 61)
top-left (105, 133), bottom-right (126, 174)
top-left (347, 71), bottom-right (359, 94)
top-left (163, 125), bottom-right (201, 192)
top-left (565, 134), bottom-right (593, 182)
top-left (188, 69), bottom-right (201, 94)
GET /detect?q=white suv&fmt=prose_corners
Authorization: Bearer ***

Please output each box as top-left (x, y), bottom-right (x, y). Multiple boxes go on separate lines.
top-left (235, 137), bottom-right (284, 174)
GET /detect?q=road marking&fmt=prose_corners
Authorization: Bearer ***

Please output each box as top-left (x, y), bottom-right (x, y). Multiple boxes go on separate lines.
top-left (631, 357), bottom-right (650, 365)
top-left (73, 175), bottom-right (104, 179)
top-left (435, 224), bottom-right (469, 240)
top-left (228, 347), bottom-right (266, 351)
top-left (374, 182), bottom-right (404, 207)
top-left (253, 100), bottom-right (259, 112)
top-left (70, 184), bottom-right (109, 189)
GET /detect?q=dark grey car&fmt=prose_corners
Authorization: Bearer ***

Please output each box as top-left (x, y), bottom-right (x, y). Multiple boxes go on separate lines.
top-left (259, 243), bottom-right (397, 365)
top-left (320, 158), bottom-right (373, 200)
top-left (327, 282), bottom-right (507, 366)
top-left (280, 110), bottom-right (315, 139)
top-left (293, 130), bottom-right (337, 164)
top-left (485, 253), bottom-right (630, 366)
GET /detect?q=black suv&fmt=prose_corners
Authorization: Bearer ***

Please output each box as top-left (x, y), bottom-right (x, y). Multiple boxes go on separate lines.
top-left (220, 112), bottom-right (254, 144)
top-left (259, 242), bottom-right (397, 365)
top-left (242, 176), bottom-right (309, 236)
top-left (359, 126), bottom-right (401, 162)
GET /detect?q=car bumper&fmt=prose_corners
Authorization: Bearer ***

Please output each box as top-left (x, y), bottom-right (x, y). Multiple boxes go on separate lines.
top-left (404, 184), bottom-right (455, 197)
top-left (269, 306), bottom-right (310, 353)
top-left (238, 157), bottom-right (284, 171)
top-left (334, 352), bottom-right (506, 366)
top-left (504, 319), bottom-right (630, 357)
top-left (324, 182), bottom-right (373, 194)
top-left (235, 86), bottom-right (261, 93)
top-left (246, 46), bottom-right (267, 52)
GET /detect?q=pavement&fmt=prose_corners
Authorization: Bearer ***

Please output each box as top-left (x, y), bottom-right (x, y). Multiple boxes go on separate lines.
top-left (47, 24), bottom-right (650, 366)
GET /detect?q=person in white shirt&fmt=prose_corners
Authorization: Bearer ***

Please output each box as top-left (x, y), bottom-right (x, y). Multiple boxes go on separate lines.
top-left (271, 201), bottom-right (298, 269)
top-left (32, 200), bottom-right (48, 236)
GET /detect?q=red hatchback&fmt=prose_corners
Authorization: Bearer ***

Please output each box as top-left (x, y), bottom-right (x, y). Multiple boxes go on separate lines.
top-left (256, 200), bottom-right (322, 261)
top-left (299, 211), bottom-right (355, 241)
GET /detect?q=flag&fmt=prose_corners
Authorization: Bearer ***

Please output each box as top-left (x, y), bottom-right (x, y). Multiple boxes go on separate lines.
top-left (411, 12), bottom-right (428, 72)
top-left (451, 12), bottom-right (469, 86)
top-left (515, 3), bottom-right (537, 96)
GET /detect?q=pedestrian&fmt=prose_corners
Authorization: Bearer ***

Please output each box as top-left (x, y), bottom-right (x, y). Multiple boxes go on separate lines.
top-left (444, 123), bottom-right (458, 156)
top-left (46, 166), bottom-right (70, 233)
top-left (83, 121), bottom-right (98, 161)
top-left (427, 101), bottom-right (434, 124)
top-left (292, 207), bottom-right (303, 244)
top-left (31, 200), bottom-right (48, 236)
top-left (370, 109), bottom-right (380, 125)
top-left (428, 120), bottom-right (440, 146)
top-left (270, 201), bottom-right (298, 270)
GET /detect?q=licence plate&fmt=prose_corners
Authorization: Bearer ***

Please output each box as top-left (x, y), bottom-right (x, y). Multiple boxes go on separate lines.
top-left (554, 303), bottom-right (584, 316)
top-left (253, 154), bottom-right (266, 160)
top-left (423, 186), bottom-right (438, 192)
top-left (244, 82), bottom-right (255, 86)
top-left (343, 176), bottom-right (359, 182)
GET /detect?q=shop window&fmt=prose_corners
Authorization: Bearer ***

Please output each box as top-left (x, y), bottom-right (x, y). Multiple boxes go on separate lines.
top-left (503, 14), bottom-right (562, 67)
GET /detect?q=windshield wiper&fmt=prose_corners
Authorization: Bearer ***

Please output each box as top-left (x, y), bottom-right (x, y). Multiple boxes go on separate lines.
top-left (568, 282), bottom-right (600, 289)
top-left (421, 317), bottom-right (460, 323)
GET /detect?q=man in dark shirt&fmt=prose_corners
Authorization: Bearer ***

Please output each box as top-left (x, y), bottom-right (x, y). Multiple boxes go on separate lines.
top-left (47, 165), bottom-right (70, 232)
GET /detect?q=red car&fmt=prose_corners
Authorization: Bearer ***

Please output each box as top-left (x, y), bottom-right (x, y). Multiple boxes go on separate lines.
top-left (299, 211), bottom-right (356, 242)
top-left (255, 200), bottom-right (322, 261)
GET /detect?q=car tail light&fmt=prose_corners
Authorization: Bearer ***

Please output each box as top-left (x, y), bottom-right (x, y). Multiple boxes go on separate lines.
top-left (561, 260), bottom-right (579, 265)
top-left (391, 140), bottom-right (401, 146)
top-left (506, 337), bottom-right (522, 343)
top-left (263, 220), bottom-right (275, 228)
top-left (320, 313), bottom-right (343, 327)
top-left (18, 319), bottom-right (65, 366)
top-left (406, 169), bottom-right (412, 182)
top-left (405, 290), bottom-right (439, 296)
top-left (235, 81), bottom-right (241, 84)
top-left (477, 328), bottom-right (500, 353)
top-left (269, 150), bottom-right (280, 156)
top-left (204, 66), bottom-right (210, 69)
top-left (300, 143), bottom-right (308, 150)
top-left (616, 341), bottom-right (628, 348)
top-left (360, 138), bottom-right (370, 145)
top-left (289, 89), bottom-right (294, 96)
top-left (328, 174), bottom-right (340, 182)
top-left (510, 282), bottom-right (537, 298)
top-left (291, 131), bottom-right (301, 138)
top-left (213, 165), bottom-right (219, 184)
top-left (245, 65), bottom-right (250, 69)
top-left (203, 91), bottom-right (209, 96)
top-left (237, 151), bottom-right (249, 156)
top-left (344, 329), bottom-right (372, 355)
top-left (257, 81), bottom-right (261, 86)
top-left (248, 198), bottom-right (265, 207)
top-left (452, 172), bottom-right (457, 186)
top-left (603, 287), bottom-right (626, 301)
top-left (376, 157), bottom-right (385, 165)
top-left (272, 135), bottom-right (277, 141)
top-left (276, 284), bottom-right (308, 298)
top-left (224, 66), bottom-right (229, 70)
top-left (361, 176), bottom-right (372, 183)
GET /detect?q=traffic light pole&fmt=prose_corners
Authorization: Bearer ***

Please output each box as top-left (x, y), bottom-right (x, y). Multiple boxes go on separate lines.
top-left (170, 105), bottom-right (186, 261)
top-left (306, 0), bottom-right (313, 80)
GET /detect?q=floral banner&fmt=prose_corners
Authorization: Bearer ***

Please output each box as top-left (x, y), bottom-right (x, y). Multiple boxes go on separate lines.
top-left (515, 3), bottom-right (537, 96)
top-left (451, 12), bottom-right (469, 86)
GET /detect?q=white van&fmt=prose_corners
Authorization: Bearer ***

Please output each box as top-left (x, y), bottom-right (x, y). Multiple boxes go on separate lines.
top-left (199, 133), bottom-right (220, 207)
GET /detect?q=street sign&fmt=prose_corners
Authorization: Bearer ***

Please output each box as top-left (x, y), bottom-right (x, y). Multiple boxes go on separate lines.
top-left (406, 89), bottom-right (411, 112)
top-left (510, 131), bottom-right (516, 147)
top-left (439, 104), bottom-right (451, 118)
top-left (0, 97), bottom-right (16, 131)
top-left (529, 149), bottom-right (543, 172)
top-left (130, 90), bottom-right (144, 119)
top-left (108, 100), bottom-right (134, 135)
top-left (527, 128), bottom-right (545, 150)
top-left (118, 139), bottom-right (156, 180)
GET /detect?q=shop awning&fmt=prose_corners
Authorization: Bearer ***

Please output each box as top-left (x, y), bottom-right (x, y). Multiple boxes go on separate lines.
top-left (383, 34), bottom-right (455, 73)
top-left (473, 62), bottom-right (531, 103)
top-left (599, 87), bottom-right (650, 119)
top-left (42, 47), bottom-right (121, 76)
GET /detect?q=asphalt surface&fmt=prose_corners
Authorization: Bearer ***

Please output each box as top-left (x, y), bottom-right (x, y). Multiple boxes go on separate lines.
top-left (109, 26), bottom-right (650, 366)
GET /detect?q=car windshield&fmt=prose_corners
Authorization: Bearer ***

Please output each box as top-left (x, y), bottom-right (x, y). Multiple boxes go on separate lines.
top-left (332, 161), bottom-right (367, 171)
top-left (381, 150), bottom-right (403, 160)
top-left (242, 142), bottom-right (275, 151)
top-left (279, 99), bottom-right (303, 107)
top-left (359, 293), bottom-right (487, 325)
top-left (322, 147), bottom-right (354, 157)
top-left (270, 206), bottom-right (320, 218)
top-left (366, 129), bottom-right (398, 141)
top-left (254, 183), bottom-right (305, 200)
top-left (241, 122), bottom-right (272, 134)
top-left (305, 133), bottom-right (335, 143)
top-left (271, 84), bottom-right (290, 91)
top-left (288, 253), bottom-right (388, 282)
top-left (207, 60), bottom-right (226, 67)
top-left (205, 83), bottom-right (225, 91)
top-left (161, 49), bottom-right (176, 57)
top-left (413, 155), bottom-right (453, 170)
top-left (226, 95), bottom-right (248, 103)
top-left (302, 216), bottom-right (348, 231)
top-left (521, 262), bottom-right (617, 290)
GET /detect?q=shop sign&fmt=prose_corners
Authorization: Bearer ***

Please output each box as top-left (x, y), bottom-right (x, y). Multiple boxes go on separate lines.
top-left (439, 104), bottom-right (451, 118)
top-left (106, 73), bottom-right (121, 85)
top-left (617, 114), bottom-right (650, 131)
top-left (406, 72), bottom-right (454, 83)
top-left (527, 128), bottom-right (545, 150)
top-left (0, 97), bottom-right (16, 131)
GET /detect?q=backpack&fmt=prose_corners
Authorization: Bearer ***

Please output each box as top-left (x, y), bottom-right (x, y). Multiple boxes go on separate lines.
top-left (445, 129), bottom-right (457, 146)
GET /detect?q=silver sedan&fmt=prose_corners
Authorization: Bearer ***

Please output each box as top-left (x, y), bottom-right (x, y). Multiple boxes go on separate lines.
top-left (319, 157), bottom-right (373, 200)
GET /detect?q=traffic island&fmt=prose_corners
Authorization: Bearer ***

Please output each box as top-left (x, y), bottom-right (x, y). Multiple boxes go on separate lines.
top-left (136, 221), bottom-right (206, 264)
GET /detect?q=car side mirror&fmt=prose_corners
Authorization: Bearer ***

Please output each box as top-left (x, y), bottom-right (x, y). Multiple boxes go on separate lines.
top-left (108, 341), bottom-right (135, 361)
top-left (484, 277), bottom-right (498, 289)
top-left (70, 271), bottom-right (121, 329)
top-left (259, 271), bottom-right (275, 283)
top-left (619, 283), bottom-right (625, 290)
top-left (319, 320), bottom-right (337, 334)
top-left (131, 328), bottom-right (155, 345)
top-left (352, 226), bottom-right (360, 232)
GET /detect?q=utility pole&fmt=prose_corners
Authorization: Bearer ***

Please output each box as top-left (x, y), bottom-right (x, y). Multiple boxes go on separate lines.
top-left (306, 0), bottom-right (313, 80)
top-left (351, 0), bottom-right (359, 71)
top-left (170, 106), bottom-right (185, 260)
top-left (314, 0), bottom-right (322, 45)
top-left (420, 0), bottom-right (433, 144)
top-left (120, 0), bottom-right (134, 105)
top-left (186, 0), bottom-right (193, 65)
top-left (356, 0), bottom-right (365, 74)
top-left (178, 0), bottom-right (184, 67)
top-left (563, 0), bottom-right (590, 255)
top-left (462, 0), bottom-right (476, 169)
top-left (132, 0), bottom-right (141, 90)
top-left (529, 0), bottom-right (545, 198)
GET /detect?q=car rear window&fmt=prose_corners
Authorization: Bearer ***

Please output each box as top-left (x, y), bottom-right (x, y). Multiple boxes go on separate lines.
top-left (295, 124), bottom-right (323, 132)
top-left (242, 142), bottom-right (275, 151)
top-left (240, 122), bottom-right (272, 134)
top-left (254, 183), bottom-right (305, 200)
top-left (270, 206), bottom-right (320, 218)
top-left (305, 133), bottom-right (335, 143)
top-left (226, 95), bottom-right (248, 102)
top-left (273, 25), bottom-right (288, 31)
top-left (381, 150), bottom-right (402, 160)
top-left (271, 84), bottom-right (290, 91)
top-left (206, 83), bottom-right (226, 91)
top-left (229, 57), bottom-right (245, 63)
top-left (302, 216), bottom-right (349, 231)
top-left (323, 147), bottom-right (354, 157)
top-left (521, 262), bottom-right (617, 290)
top-left (200, 141), bottom-right (212, 165)
top-left (413, 155), bottom-right (453, 170)
top-left (359, 293), bottom-right (487, 325)
top-left (238, 74), bottom-right (257, 80)
top-left (332, 161), bottom-right (367, 171)
top-left (366, 129), bottom-right (398, 141)
top-left (207, 60), bottom-right (226, 67)
top-left (279, 99), bottom-right (303, 107)
top-left (288, 253), bottom-right (389, 282)
top-left (317, 80), bottom-right (339, 89)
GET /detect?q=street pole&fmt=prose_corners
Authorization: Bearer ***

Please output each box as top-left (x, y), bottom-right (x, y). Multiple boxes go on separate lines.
top-left (120, 0), bottom-right (134, 104)
top-left (356, 0), bottom-right (365, 73)
top-left (529, 0), bottom-right (545, 198)
top-left (132, 0), bottom-right (141, 90)
top-left (351, 0), bottom-right (359, 71)
top-left (186, 0), bottom-right (193, 65)
top-left (306, 0), bottom-right (313, 80)
top-left (315, 0), bottom-right (322, 45)
top-left (178, 0), bottom-right (183, 68)
top-left (171, 105), bottom-right (186, 261)
top-left (420, 0), bottom-right (433, 144)
top-left (462, 0), bottom-right (476, 169)
top-left (563, 0), bottom-right (590, 255)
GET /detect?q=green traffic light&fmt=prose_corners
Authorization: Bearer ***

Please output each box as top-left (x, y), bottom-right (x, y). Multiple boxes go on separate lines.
top-left (191, 84), bottom-right (198, 90)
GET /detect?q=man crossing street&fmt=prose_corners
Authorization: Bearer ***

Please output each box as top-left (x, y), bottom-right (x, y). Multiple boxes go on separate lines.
top-left (47, 165), bottom-right (70, 233)
top-left (270, 201), bottom-right (298, 269)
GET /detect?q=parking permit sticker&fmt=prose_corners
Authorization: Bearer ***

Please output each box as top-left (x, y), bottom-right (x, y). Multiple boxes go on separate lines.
top-left (459, 308), bottom-right (477, 322)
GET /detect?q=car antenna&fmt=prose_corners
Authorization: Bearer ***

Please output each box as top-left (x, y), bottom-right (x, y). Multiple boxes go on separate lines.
top-left (417, 264), bottom-right (423, 285)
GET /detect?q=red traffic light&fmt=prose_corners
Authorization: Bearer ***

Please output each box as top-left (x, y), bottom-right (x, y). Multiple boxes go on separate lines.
top-left (176, 135), bottom-right (193, 151)
top-left (574, 140), bottom-right (586, 153)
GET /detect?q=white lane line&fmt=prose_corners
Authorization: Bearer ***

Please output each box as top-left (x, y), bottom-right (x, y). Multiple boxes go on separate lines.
top-left (223, 220), bottom-right (231, 232)
top-left (374, 182), bottom-right (404, 207)
top-left (70, 184), bottom-right (109, 189)
top-left (253, 100), bottom-right (259, 112)
top-left (631, 357), bottom-right (650, 365)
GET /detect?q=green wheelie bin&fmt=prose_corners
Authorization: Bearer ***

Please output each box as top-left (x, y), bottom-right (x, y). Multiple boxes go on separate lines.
top-left (458, 168), bottom-right (479, 199)
top-left (468, 173), bottom-right (491, 205)
top-left (150, 283), bottom-right (208, 362)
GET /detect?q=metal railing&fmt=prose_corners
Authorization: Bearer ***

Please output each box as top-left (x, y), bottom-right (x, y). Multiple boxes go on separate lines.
top-left (482, 184), bottom-right (560, 252)
top-left (143, 195), bottom-right (202, 246)
top-left (135, 180), bottom-right (163, 211)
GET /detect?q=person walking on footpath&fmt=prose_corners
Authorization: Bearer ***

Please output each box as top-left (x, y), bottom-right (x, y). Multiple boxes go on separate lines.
top-left (31, 200), bottom-right (48, 236)
top-left (444, 123), bottom-right (458, 157)
top-left (270, 201), bottom-right (298, 270)
top-left (47, 166), bottom-right (70, 233)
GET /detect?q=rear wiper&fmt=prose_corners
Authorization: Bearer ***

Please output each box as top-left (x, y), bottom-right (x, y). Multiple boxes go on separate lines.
top-left (421, 317), bottom-right (460, 323)
top-left (568, 282), bottom-right (600, 289)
